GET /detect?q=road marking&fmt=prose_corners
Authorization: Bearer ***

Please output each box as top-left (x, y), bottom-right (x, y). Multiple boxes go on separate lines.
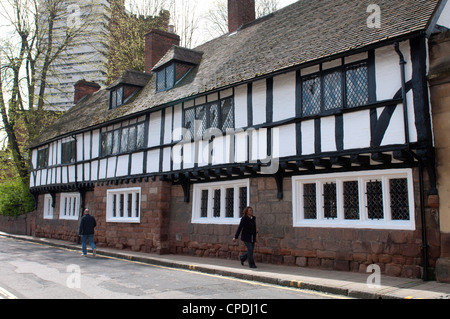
top-left (0, 286), bottom-right (18, 299)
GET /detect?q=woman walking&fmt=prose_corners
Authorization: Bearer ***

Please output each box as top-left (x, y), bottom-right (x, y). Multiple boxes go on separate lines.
top-left (233, 206), bottom-right (258, 268)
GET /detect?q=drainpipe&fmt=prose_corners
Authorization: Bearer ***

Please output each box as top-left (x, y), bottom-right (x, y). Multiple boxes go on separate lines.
top-left (394, 42), bottom-right (410, 144)
top-left (408, 150), bottom-right (429, 281)
top-left (72, 135), bottom-right (82, 245)
top-left (396, 42), bottom-right (430, 281)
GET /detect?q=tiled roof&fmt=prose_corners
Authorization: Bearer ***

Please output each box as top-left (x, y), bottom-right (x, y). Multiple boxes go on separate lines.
top-left (31, 0), bottom-right (442, 147)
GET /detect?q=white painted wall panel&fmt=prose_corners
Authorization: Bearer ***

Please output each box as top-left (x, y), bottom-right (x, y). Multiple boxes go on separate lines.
top-left (380, 104), bottom-right (406, 146)
top-left (77, 164), bottom-right (83, 182)
top-left (343, 110), bottom-right (371, 150)
top-left (99, 159), bottom-right (107, 179)
top-left (164, 107), bottom-right (173, 144)
top-left (252, 79), bottom-right (266, 125)
top-left (173, 104), bottom-right (183, 141)
top-left (272, 124), bottom-right (296, 158)
top-left (131, 152), bottom-right (144, 175)
top-left (250, 128), bottom-right (267, 161)
top-left (76, 134), bottom-right (83, 161)
top-left (91, 130), bottom-right (100, 159)
top-left (235, 131), bottom-right (248, 163)
top-left (407, 90), bottom-right (418, 143)
top-left (234, 84), bottom-right (248, 128)
top-left (437, 1), bottom-right (450, 28)
top-left (375, 41), bottom-right (412, 101)
top-left (273, 72), bottom-right (296, 122)
top-left (116, 155), bottom-right (129, 176)
top-left (197, 140), bottom-right (209, 167)
top-left (107, 157), bottom-right (116, 178)
top-left (62, 167), bottom-right (68, 184)
top-left (68, 165), bottom-right (76, 183)
top-left (301, 120), bottom-right (315, 155)
top-left (146, 149), bottom-right (160, 173)
top-left (163, 147), bottom-right (172, 172)
top-left (183, 143), bottom-right (195, 169)
top-left (91, 160), bottom-right (98, 181)
top-left (172, 145), bottom-right (182, 171)
top-left (84, 132), bottom-right (91, 160)
top-left (321, 116), bottom-right (337, 153)
top-left (84, 163), bottom-right (90, 181)
top-left (148, 111), bottom-right (162, 147)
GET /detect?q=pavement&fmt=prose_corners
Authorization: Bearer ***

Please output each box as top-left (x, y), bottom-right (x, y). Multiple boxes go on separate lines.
top-left (1, 231), bottom-right (450, 299)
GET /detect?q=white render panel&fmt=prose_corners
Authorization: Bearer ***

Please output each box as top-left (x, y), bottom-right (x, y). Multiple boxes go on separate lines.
top-left (68, 165), bottom-right (76, 183)
top-left (99, 159), bottom-right (107, 179)
top-left (56, 166), bottom-right (62, 184)
top-left (148, 111), bottom-right (162, 147)
top-left (272, 124), bottom-right (296, 158)
top-left (375, 41), bottom-right (412, 101)
top-left (380, 104), bottom-right (406, 146)
top-left (234, 84), bottom-right (248, 128)
top-left (76, 134), bottom-right (83, 161)
top-left (131, 152), bottom-right (144, 175)
top-left (116, 155), bottom-right (129, 176)
top-left (147, 149), bottom-right (160, 173)
top-left (343, 110), bottom-right (371, 150)
top-left (77, 164), bottom-right (83, 182)
top-left (250, 128), bottom-right (268, 161)
top-left (301, 120), bottom-right (315, 155)
top-left (91, 130), bottom-right (100, 159)
top-left (437, 1), bottom-right (450, 28)
top-left (235, 131), bottom-right (248, 163)
top-left (197, 140), bottom-right (209, 167)
top-left (173, 104), bottom-right (183, 141)
top-left (164, 107), bottom-right (173, 144)
top-left (107, 157), bottom-right (116, 178)
top-left (172, 144), bottom-right (182, 171)
top-left (273, 72), bottom-right (296, 122)
top-left (91, 160), bottom-right (98, 181)
top-left (407, 90), bottom-right (418, 143)
top-left (31, 149), bottom-right (38, 169)
top-left (163, 147), bottom-right (172, 172)
top-left (62, 167), bottom-right (68, 184)
top-left (252, 79), bottom-right (267, 125)
top-left (84, 163), bottom-right (90, 181)
top-left (321, 116), bottom-right (337, 153)
top-left (183, 142), bottom-right (195, 169)
top-left (84, 132), bottom-right (91, 160)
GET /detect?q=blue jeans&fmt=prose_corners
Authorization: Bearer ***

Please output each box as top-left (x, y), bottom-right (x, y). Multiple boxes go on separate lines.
top-left (240, 242), bottom-right (256, 267)
top-left (81, 234), bottom-right (96, 255)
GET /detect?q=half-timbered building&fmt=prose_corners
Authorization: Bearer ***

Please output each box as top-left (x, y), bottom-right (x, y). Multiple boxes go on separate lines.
top-left (28, 0), bottom-right (450, 280)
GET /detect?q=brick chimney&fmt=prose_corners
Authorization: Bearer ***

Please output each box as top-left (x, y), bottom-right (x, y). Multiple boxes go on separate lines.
top-left (74, 80), bottom-right (101, 104)
top-left (144, 29), bottom-right (180, 73)
top-left (228, 0), bottom-right (256, 33)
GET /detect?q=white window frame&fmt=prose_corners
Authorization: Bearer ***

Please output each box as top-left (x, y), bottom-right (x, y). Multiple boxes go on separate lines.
top-left (43, 194), bottom-right (54, 219)
top-left (192, 179), bottom-right (250, 225)
top-left (292, 169), bottom-right (415, 230)
top-left (59, 193), bottom-right (80, 220)
top-left (106, 187), bottom-right (141, 223)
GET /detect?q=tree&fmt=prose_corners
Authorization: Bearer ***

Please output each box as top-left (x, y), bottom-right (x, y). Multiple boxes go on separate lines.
top-left (0, 0), bottom-right (96, 183)
top-left (202, 0), bottom-right (284, 40)
top-left (106, 0), bottom-right (171, 84)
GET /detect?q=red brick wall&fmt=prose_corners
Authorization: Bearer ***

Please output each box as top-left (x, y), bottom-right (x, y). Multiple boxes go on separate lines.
top-left (228, 0), bottom-right (255, 33)
top-left (168, 169), bottom-right (440, 279)
top-left (144, 30), bottom-right (180, 73)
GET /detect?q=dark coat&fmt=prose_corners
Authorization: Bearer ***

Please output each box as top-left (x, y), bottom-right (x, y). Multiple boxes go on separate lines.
top-left (79, 214), bottom-right (96, 236)
top-left (234, 215), bottom-right (257, 243)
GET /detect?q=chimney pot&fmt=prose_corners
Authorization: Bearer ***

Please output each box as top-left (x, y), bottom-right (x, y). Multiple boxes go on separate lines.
top-left (228, 0), bottom-right (256, 33)
top-left (144, 29), bottom-right (180, 74)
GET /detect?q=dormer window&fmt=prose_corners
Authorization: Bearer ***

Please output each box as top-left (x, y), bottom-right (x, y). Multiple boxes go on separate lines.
top-left (110, 85), bottom-right (124, 109)
top-left (152, 46), bottom-right (203, 93)
top-left (156, 63), bottom-right (175, 92)
top-left (107, 70), bottom-right (151, 110)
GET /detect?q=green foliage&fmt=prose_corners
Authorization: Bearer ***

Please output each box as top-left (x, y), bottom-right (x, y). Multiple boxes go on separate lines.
top-left (0, 178), bottom-right (35, 217)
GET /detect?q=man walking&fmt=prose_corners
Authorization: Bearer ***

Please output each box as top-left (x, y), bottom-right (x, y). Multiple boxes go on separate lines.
top-left (79, 209), bottom-right (97, 257)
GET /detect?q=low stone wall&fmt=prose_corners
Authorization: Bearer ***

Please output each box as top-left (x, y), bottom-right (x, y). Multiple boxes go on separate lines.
top-left (0, 214), bottom-right (29, 235)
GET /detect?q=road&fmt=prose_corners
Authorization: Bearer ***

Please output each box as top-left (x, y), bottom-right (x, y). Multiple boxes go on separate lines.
top-left (0, 236), bottom-right (346, 301)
